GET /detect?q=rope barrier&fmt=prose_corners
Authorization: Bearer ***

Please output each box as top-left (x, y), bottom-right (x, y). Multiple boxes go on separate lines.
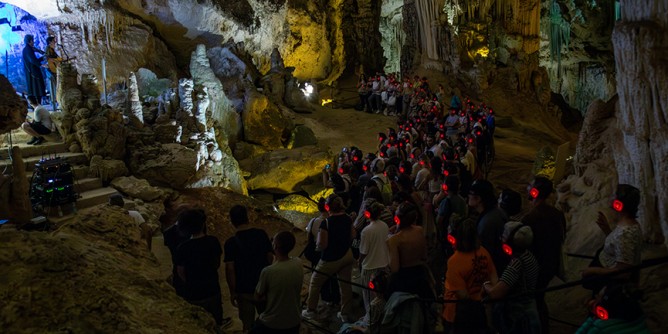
top-left (303, 264), bottom-right (375, 292)
top-left (301, 317), bottom-right (337, 334)
top-left (566, 252), bottom-right (597, 260)
top-left (548, 315), bottom-right (583, 328)
top-left (302, 255), bottom-right (668, 305)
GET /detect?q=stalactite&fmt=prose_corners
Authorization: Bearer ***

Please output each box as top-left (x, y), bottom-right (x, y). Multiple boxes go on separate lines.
top-left (415, 0), bottom-right (445, 60)
top-left (401, 0), bottom-right (419, 73)
top-left (380, 0), bottom-right (405, 73)
top-left (548, 0), bottom-right (570, 77)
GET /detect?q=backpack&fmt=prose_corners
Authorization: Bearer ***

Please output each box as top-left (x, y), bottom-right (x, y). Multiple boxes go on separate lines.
top-left (301, 218), bottom-right (322, 264)
top-left (372, 175), bottom-right (393, 205)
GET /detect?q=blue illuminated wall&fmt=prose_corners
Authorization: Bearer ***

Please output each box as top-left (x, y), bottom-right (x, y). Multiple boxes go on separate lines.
top-left (0, 2), bottom-right (47, 95)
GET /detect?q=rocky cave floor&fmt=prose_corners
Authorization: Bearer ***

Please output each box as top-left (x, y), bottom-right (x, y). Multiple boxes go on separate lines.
top-left (3, 74), bottom-right (667, 334)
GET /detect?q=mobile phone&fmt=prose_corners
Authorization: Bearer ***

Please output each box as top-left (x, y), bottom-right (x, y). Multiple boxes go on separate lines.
top-left (0, 219), bottom-right (8, 225)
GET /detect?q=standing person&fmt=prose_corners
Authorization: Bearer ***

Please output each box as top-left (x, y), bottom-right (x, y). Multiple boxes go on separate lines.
top-left (443, 218), bottom-right (497, 334)
top-left (250, 231), bottom-right (303, 334)
top-left (436, 176), bottom-right (468, 254)
top-left (582, 184), bottom-right (643, 291)
top-left (358, 201), bottom-right (390, 321)
top-left (468, 180), bottom-right (508, 273)
top-left (45, 36), bottom-right (62, 105)
top-left (483, 221), bottom-right (541, 334)
top-left (224, 205), bottom-right (273, 333)
top-left (522, 176), bottom-right (566, 332)
top-left (303, 198), bottom-right (340, 306)
top-left (357, 74), bottom-right (370, 112)
top-left (387, 202), bottom-right (434, 299)
top-left (175, 209), bottom-right (232, 330)
top-left (21, 96), bottom-right (53, 145)
top-left (22, 34), bottom-right (46, 103)
top-left (163, 205), bottom-right (192, 297)
top-left (302, 194), bottom-right (355, 322)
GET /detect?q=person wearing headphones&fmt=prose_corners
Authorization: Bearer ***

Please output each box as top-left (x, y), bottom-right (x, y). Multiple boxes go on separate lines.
top-left (443, 218), bottom-right (497, 334)
top-left (358, 201), bottom-right (390, 322)
top-left (302, 194), bottom-right (356, 323)
top-left (581, 184), bottom-right (642, 291)
top-left (522, 176), bottom-right (566, 332)
top-left (387, 202), bottom-right (434, 299)
top-left (483, 221), bottom-right (541, 334)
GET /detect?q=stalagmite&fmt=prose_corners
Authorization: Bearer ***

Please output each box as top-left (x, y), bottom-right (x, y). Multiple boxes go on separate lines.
top-left (178, 78), bottom-right (195, 118)
top-left (126, 72), bottom-right (144, 127)
top-left (195, 87), bottom-right (209, 132)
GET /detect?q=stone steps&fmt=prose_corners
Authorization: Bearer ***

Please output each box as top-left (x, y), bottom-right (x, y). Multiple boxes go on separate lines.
top-left (0, 152), bottom-right (89, 173)
top-left (2, 130), bottom-right (120, 221)
top-left (0, 141), bottom-right (69, 159)
top-left (43, 187), bottom-right (119, 219)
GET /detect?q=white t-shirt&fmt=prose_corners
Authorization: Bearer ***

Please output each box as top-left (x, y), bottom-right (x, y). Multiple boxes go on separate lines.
top-left (128, 210), bottom-right (145, 224)
top-left (359, 220), bottom-right (390, 270)
top-left (33, 105), bottom-right (53, 130)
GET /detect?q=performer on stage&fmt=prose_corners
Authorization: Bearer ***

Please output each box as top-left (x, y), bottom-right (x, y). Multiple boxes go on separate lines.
top-left (45, 36), bottom-right (62, 104)
top-left (22, 34), bottom-right (46, 103)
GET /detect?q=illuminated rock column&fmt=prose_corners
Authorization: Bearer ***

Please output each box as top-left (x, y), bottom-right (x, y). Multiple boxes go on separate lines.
top-left (612, 0), bottom-right (668, 241)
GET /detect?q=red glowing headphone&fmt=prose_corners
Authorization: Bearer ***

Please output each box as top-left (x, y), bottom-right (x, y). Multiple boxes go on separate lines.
top-left (529, 187), bottom-right (540, 199)
top-left (441, 183), bottom-right (448, 192)
top-left (447, 234), bottom-right (456, 247)
top-left (594, 305), bottom-right (608, 320)
top-left (612, 199), bottom-right (624, 212)
top-left (502, 223), bottom-right (526, 257)
top-left (325, 194), bottom-right (342, 213)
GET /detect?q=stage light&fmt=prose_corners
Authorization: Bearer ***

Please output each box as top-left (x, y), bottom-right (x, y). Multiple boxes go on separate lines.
top-left (302, 83), bottom-right (314, 97)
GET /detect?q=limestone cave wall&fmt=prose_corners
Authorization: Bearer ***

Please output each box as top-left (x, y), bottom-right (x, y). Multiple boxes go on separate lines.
top-left (612, 0), bottom-right (668, 242)
top-left (539, 0), bottom-right (617, 114)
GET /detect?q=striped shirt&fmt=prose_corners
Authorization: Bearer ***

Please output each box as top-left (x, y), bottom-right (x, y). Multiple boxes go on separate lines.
top-left (500, 251), bottom-right (539, 300)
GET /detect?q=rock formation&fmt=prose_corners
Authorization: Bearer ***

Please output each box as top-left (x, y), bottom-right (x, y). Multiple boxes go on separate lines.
top-left (126, 72), bottom-right (144, 128)
top-left (612, 0), bottom-right (668, 243)
top-left (0, 75), bottom-right (27, 135)
top-left (0, 147), bottom-right (31, 223)
top-left (0, 205), bottom-right (217, 333)
top-left (239, 145), bottom-right (332, 193)
top-left (110, 176), bottom-right (167, 202)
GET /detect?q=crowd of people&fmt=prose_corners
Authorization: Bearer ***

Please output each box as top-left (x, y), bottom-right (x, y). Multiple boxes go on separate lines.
top-left (301, 73), bottom-right (646, 333)
top-left (156, 72), bottom-right (647, 334)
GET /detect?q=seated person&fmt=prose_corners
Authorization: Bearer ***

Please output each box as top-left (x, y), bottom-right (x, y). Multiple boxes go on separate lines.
top-left (22, 96), bottom-right (53, 145)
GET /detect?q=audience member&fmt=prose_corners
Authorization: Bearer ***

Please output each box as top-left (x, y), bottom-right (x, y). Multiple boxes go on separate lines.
top-left (582, 184), bottom-right (642, 292)
top-left (175, 209), bottom-right (232, 329)
top-left (358, 201), bottom-right (390, 321)
top-left (387, 202), bottom-right (435, 299)
top-left (251, 231), bottom-right (303, 334)
top-left (224, 205), bottom-right (273, 332)
top-left (304, 198), bottom-right (341, 305)
top-left (483, 221), bottom-right (540, 334)
top-left (468, 180), bottom-right (509, 273)
top-left (443, 218), bottom-right (497, 334)
top-left (522, 176), bottom-right (566, 331)
top-left (303, 194), bottom-right (356, 322)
